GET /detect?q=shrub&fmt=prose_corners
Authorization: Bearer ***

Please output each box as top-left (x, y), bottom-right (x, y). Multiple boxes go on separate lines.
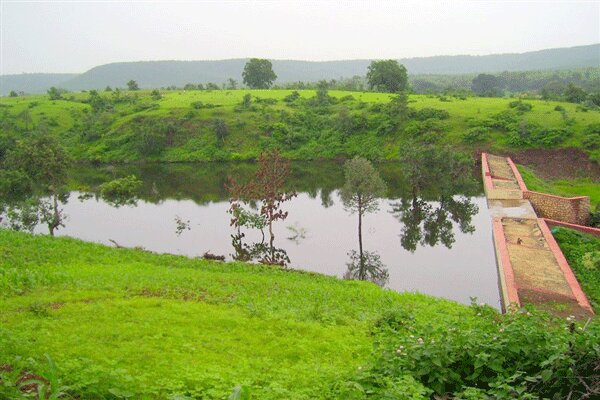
top-left (508, 100), bottom-right (533, 112)
top-left (283, 91), bottom-right (300, 104)
top-left (99, 175), bottom-right (142, 198)
top-left (462, 126), bottom-right (490, 143)
top-left (133, 126), bottom-right (167, 156)
top-left (150, 89), bottom-right (162, 100)
top-left (345, 304), bottom-right (600, 398)
top-left (404, 119), bottom-right (446, 137)
top-left (410, 107), bottom-right (450, 121)
top-left (191, 101), bottom-right (218, 109)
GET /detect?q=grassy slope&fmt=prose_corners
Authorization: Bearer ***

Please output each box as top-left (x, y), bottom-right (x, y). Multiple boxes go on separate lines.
top-left (553, 227), bottom-right (600, 309)
top-left (2, 90), bottom-right (599, 162)
top-left (518, 165), bottom-right (600, 208)
top-left (0, 229), bottom-right (475, 399)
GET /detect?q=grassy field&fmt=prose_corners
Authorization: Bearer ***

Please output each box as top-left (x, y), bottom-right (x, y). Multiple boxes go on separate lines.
top-left (2, 89), bottom-right (599, 163)
top-left (1, 230), bottom-right (599, 399)
top-left (0, 229), bottom-right (479, 399)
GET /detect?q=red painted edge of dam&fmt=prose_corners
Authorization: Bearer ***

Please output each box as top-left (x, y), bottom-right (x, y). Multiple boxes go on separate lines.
top-left (544, 218), bottom-right (600, 238)
top-left (492, 217), bottom-right (520, 308)
top-left (537, 218), bottom-right (595, 314)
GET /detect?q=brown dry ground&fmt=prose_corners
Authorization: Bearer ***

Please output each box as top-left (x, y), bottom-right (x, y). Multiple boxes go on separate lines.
top-left (506, 148), bottom-right (600, 180)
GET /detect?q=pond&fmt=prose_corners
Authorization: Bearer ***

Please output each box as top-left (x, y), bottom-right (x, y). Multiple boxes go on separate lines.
top-left (32, 162), bottom-right (500, 308)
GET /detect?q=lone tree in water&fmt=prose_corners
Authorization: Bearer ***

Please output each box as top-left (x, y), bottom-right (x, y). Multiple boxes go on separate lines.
top-left (242, 58), bottom-right (277, 89)
top-left (340, 157), bottom-right (386, 281)
top-left (227, 149), bottom-right (296, 265)
top-left (3, 133), bottom-right (72, 236)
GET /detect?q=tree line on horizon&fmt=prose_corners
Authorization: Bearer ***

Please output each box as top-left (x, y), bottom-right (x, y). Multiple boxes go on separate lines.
top-left (8, 57), bottom-right (597, 108)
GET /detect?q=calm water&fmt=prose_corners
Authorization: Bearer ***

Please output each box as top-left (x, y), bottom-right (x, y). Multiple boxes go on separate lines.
top-left (33, 162), bottom-right (501, 308)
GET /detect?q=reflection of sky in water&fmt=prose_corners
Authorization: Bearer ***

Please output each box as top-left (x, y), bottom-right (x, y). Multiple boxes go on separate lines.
top-left (37, 191), bottom-right (500, 309)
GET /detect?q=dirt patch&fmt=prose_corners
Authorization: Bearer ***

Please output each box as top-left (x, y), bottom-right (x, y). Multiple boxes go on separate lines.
top-left (505, 148), bottom-right (600, 180)
top-left (518, 288), bottom-right (594, 320)
top-left (136, 287), bottom-right (208, 302)
top-left (17, 371), bottom-right (49, 397)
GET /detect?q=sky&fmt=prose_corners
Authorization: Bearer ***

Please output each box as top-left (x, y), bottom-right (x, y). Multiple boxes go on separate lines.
top-left (1, 0), bottom-right (599, 75)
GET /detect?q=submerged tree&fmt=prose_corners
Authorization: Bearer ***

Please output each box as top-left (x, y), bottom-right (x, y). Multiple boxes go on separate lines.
top-left (340, 157), bottom-right (387, 283)
top-left (227, 149), bottom-right (296, 266)
top-left (1, 133), bottom-right (72, 236)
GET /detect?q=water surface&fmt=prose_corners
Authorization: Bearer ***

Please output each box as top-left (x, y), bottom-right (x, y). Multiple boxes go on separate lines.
top-left (35, 162), bottom-right (500, 308)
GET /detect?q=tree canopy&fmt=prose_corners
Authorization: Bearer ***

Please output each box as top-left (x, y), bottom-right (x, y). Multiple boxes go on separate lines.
top-left (366, 60), bottom-right (408, 93)
top-left (242, 59), bottom-right (277, 89)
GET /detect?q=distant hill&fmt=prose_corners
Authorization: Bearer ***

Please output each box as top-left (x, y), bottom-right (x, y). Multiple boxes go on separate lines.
top-left (0, 73), bottom-right (77, 95)
top-left (1, 44), bottom-right (598, 95)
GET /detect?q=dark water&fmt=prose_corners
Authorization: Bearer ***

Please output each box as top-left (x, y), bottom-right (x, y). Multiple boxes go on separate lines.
top-left (33, 162), bottom-right (500, 308)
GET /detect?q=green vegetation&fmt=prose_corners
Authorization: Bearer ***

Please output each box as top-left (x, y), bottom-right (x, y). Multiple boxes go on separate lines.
top-left (518, 165), bottom-right (600, 208)
top-left (1, 230), bottom-right (599, 399)
top-left (1, 89), bottom-right (600, 163)
top-left (553, 227), bottom-right (600, 309)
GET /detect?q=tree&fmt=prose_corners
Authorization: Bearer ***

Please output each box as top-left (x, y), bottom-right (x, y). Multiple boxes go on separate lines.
top-left (340, 157), bottom-right (386, 281)
top-left (47, 86), bottom-right (65, 100)
top-left (564, 83), bottom-right (587, 103)
top-left (227, 150), bottom-right (296, 266)
top-left (242, 93), bottom-right (252, 108)
top-left (4, 134), bottom-right (72, 236)
top-left (227, 78), bottom-right (238, 90)
top-left (150, 89), bottom-right (162, 100)
top-left (104, 86), bottom-right (113, 92)
top-left (242, 58), bottom-right (277, 89)
top-left (366, 60), bottom-right (408, 93)
top-left (17, 108), bottom-right (32, 131)
top-left (394, 140), bottom-right (478, 251)
top-left (471, 74), bottom-right (502, 97)
top-left (9, 90), bottom-right (18, 97)
top-left (314, 80), bottom-right (330, 106)
top-left (127, 80), bottom-right (140, 91)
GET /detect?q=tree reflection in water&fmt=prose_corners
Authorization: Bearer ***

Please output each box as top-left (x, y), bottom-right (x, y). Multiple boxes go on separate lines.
top-left (390, 195), bottom-right (478, 252)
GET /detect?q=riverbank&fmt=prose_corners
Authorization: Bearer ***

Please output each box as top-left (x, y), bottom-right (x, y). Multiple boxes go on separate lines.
top-left (1, 230), bottom-right (599, 398)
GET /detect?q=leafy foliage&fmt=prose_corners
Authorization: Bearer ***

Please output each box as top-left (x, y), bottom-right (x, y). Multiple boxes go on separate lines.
top-left (242, 58), bottom-right (277, 89)
top-left (366, 60), bottom-right (408, 93)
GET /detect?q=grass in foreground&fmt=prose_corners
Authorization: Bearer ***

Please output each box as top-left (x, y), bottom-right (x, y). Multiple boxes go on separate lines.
top-left (0, 230), bottom-right (472, 399)
top-left (1, 230), bottom-right (598, 399)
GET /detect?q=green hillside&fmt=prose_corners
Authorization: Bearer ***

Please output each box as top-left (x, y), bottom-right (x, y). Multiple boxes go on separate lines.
top-left (2, 89), bottom-right (600, 163)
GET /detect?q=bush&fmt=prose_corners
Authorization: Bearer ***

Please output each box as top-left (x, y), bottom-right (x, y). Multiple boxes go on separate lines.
top-left (344, 304), bottom-right (600, 398)
top-left (508, 100), bottom-right (533, 112)
top-left (462, 126), bottom-right (490, 143)
top-left (410, 107), bottom-right (450, 121)
top-left (191, 101), bottom-right (218, 109)
top-left (133, 126), bottom-right (167, 156)
top-left (404, 119), bottom-right (446, 137)
top-left (283, 91), bottom-right (300, 104)
top-left (99, 175), bottom-right (142, 199)
top-left (150, 89), bottom-right (162, 100)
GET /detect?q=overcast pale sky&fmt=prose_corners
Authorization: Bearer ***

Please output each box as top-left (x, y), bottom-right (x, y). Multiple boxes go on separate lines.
top-left (1, 0), bottom-right (599, 75)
